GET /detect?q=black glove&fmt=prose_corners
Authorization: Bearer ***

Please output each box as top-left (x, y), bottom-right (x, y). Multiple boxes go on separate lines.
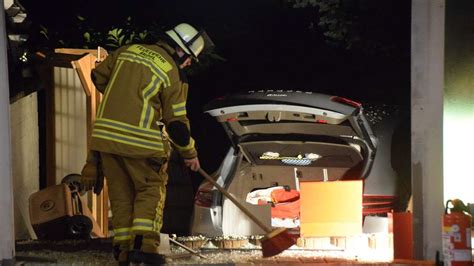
top-left (80, 151), bottom-right (104, 195)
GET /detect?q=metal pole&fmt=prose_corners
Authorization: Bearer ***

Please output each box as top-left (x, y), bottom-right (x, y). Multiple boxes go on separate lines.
top-left (0, 0), bottom-right (16, 263)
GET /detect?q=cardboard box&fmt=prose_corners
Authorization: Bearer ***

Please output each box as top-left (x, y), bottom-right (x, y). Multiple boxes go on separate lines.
top-left (300, 180), bottom-right (363, 237)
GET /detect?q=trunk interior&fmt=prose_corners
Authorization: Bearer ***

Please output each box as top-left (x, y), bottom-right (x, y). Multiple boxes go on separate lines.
top-left (221, 160), bottom-right (357, 236)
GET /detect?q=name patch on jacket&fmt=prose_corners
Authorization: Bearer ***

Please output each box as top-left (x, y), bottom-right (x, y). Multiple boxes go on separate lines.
top-left (127, 45), bottom-right (172, 72)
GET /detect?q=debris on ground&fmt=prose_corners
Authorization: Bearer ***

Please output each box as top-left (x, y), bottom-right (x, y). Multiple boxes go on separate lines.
top-left (14, 236), bottom-right (394, 265)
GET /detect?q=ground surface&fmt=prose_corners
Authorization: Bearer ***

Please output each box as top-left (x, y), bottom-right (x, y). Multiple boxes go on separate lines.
top-left (13, 238), bottom-right (416, 265)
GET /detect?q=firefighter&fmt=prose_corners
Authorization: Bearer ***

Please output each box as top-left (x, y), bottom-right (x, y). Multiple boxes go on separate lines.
top-left (80, 23), bottom-right (214, 265)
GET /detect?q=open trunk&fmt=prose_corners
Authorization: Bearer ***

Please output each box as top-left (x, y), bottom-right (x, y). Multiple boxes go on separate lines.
top-left (221, 157), bottom-right (365, 235)
top-left (195, 90), bottom-right (379, 236)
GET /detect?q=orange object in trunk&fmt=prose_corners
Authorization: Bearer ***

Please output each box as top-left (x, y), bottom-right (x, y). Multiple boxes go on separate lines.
top-left (271, 200), bottom-right (300, 219)
top-left (271, 189), bottom-right (300, 203)
top-left (299, 180), bottom-right (363, 237)
top-left (252, 187), bottom-right (301, 220)
top-left (271, 188), bottom-right (300, 219)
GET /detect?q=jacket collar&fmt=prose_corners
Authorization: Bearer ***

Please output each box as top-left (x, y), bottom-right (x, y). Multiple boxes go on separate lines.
top-left (156, 40), bottom-right (188, 82)
top-left (157, 40), bottom-right (185, 68)
top-left (156, 40), bottom-right (175, 54)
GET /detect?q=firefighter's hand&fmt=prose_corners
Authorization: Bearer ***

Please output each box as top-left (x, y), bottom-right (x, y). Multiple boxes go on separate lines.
top-left (80, 162), bottom-right (98, 191)
top-left (184, 157), bottom-right (200, 172)
top-left (80, 161), bottom-right (104, 194)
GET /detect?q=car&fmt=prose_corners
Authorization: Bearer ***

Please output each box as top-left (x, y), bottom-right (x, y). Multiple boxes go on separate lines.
top-left (190, 90), bottom-right (381, 237)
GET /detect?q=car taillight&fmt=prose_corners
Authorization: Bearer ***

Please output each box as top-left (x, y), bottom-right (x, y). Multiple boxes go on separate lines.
top-left (330, 96), bottom-right (362, 108)
top-left (194, 188), bottom-right (214, 208)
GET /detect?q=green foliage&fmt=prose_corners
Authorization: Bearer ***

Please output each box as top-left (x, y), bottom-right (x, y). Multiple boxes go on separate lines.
top-left (39, 25), bottom-right (49, 40)
top-left (36, 16), bottom-right (222, 75)
top-left (37, 15), bottom-right (160, 50)
top-left (78, 16), bottom-right (155, 49)
top-left (287, 0), bottom-right (354, 48)
top-left (285, 0), bottom-right (405, 56)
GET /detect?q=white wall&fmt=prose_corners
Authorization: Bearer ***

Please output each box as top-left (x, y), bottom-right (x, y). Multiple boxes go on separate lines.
top-left (443, 0), bottom-right (474, 204)
top-left (0, 0), bottom-right (15, 261)
top-left (10, 93), bottom-right (39, 240)
top-left (411, 0), bottom-right (445, 260)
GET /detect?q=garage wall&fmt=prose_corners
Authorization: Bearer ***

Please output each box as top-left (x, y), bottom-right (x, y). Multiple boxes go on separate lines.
top-left (0, 7), bottom-right (15, 261)
top-left (10, 93), bottom-right (39, 240)
top-left (411, 0), bottom-right (445, 259)
top-left (9, 66), bottom-right (91, 240)
top-left (444, 0), bottom-right (474, 203)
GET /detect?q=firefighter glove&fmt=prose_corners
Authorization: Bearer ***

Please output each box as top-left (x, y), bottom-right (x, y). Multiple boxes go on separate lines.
top-left (80, 151), bottom-right (104, 195)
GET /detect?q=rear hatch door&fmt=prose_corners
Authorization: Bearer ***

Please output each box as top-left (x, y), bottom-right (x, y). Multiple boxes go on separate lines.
top-left (204, 90), bottom-right (377, 179)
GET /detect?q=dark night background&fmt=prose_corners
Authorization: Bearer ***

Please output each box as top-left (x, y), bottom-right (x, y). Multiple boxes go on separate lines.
top-left (4, 0), bottom-right (412, 235)
top-left (9, 0), bottom-right (411, 184)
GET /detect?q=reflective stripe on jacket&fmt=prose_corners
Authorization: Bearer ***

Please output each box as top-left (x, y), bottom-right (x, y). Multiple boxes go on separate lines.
top-left (90, 42), bottom-right (197, 159)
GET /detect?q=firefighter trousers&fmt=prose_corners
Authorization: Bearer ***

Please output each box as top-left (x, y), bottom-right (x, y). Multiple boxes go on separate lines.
top-left (100, 152), bottom-right (168, 254)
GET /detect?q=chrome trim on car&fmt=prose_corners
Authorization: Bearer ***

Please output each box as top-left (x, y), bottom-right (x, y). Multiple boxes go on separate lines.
top-left (206, 104), bottom-right (347, 120)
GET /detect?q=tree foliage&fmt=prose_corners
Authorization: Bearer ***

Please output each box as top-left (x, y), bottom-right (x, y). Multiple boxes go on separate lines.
top-left (285, 0), bottom-right (409, 56)
top-left (290, 0), bottom-right (352, 46)
top-left (35, 15), bottom-right (224, 75)
top-left (37, 15), bottom-right (162, 50)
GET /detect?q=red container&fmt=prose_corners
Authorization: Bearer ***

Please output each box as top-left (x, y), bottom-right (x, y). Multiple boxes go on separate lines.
top-left (442, 206), bottom-right (472, 266)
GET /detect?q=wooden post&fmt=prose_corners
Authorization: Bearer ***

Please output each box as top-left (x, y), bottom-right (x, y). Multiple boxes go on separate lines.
top-left (71, 51), bottom-right (109, 237)
top-left (44, 64), bottom-right (56, 188)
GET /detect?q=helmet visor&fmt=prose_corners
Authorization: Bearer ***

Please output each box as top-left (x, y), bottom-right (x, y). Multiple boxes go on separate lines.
top-left (174, 29), bottom-right (215, 61)
top-left (196, 30), bottom-right (215, 56)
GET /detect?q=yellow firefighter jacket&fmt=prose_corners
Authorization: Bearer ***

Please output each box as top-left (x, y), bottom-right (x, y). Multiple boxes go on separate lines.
top-left (90, 41), bottom-right (197, 159)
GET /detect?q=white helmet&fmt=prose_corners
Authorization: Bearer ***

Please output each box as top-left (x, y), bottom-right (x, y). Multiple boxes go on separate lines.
top-left (166, 23), bottom-right (205, 59)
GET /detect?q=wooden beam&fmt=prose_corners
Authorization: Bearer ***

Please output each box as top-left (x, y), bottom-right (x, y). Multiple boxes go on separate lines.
top-left (101, 180), bottom-right (109, 237)
top-left (44, 65), bottom-right (56, 187)
top-left (70, 50), bottom-right (109, 237)
top-left (71, 54), bottom-right (98, 96)
top-left (48, 53), bottom-right (84, 68)
top-left (55, 47), bottom-right (108, 62)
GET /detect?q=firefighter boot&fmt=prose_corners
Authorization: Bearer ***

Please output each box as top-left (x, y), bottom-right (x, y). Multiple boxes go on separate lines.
top-left (113, 243), bottom-right (130, 266)
top-left (128, 235), bottom-right (166, 265)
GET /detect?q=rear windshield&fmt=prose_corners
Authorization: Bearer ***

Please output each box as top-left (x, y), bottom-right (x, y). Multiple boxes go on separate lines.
top-left (239, 141), bottom-right (363, 168)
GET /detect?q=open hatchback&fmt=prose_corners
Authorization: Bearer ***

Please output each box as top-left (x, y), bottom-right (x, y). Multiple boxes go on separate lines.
top-left (191, 90), bottom-right (378, 236)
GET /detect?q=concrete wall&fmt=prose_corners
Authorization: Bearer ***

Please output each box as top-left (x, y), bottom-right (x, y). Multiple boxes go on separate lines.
top-left (411, 0), bottom-right (445, 260)
top-left (0, 0), bottom-right (15, 261)
top-left (10, 93), bottom-right (39, 240)
top-left (444, 0), bottom-right (474, 203)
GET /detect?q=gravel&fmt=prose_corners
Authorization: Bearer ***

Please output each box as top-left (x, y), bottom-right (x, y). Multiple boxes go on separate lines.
top-left (14, 238), bottom-right (392, 265)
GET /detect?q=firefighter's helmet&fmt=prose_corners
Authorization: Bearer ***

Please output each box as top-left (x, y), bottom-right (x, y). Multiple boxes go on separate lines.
top-left (166, 23), bottom-right (214, 60)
